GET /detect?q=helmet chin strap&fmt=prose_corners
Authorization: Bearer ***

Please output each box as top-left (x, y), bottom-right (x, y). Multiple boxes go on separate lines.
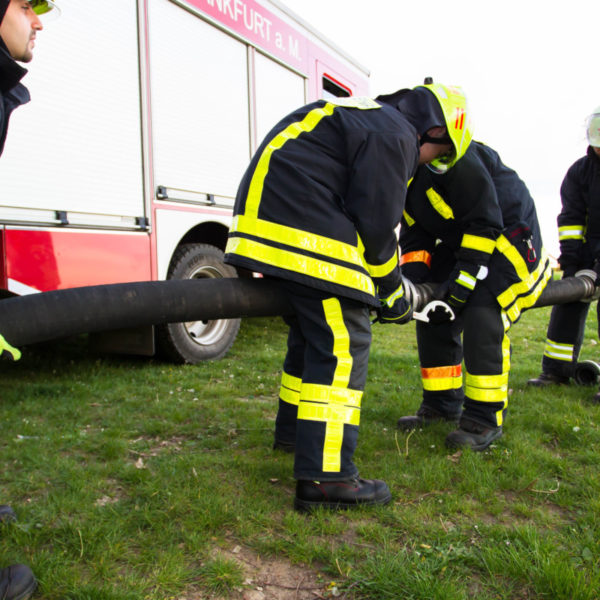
top-left (419, 132), bottom-right (452, 146)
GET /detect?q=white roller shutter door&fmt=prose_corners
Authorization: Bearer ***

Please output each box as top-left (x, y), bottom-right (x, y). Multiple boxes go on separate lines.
top-left (148, 0), bottom-right (251, 204)
top-left (0, 0), bottom-right (144, 219)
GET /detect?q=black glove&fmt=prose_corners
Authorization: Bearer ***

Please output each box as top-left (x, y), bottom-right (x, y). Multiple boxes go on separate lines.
top-left (377, 281), bottom-right (413, 324)
top-left (435, 266), bottom-right (478, 315)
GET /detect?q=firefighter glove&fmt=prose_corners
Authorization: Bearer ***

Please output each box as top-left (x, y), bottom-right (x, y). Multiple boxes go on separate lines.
top-left (377, 281), bottom-right (413, 325)
top-left (0, 335), bottom-right (21, 361)
top-left (436, 264), bottom-right (481, 314)
top-left (427, 303), bottom-right (455, 325)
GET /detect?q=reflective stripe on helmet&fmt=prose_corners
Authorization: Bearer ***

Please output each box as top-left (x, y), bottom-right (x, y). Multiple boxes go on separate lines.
top-left (419, 83), bottom-right (473, 173)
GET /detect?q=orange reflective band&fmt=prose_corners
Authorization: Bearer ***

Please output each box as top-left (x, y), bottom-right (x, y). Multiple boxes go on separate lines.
top-left (421, 365), bottom-right (462, 379)
top-left (400, 250), bottom-right (432, 267)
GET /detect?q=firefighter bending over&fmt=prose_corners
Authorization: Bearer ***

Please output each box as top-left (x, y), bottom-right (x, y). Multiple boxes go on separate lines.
top-left (528, 107), bottom-right (600, 396)
top-left (397, 141), bottom-right (552, 451)
top-left (225, 82), bottom-right (471, 510)
top-left (0, 1), bottom-right (58, 598)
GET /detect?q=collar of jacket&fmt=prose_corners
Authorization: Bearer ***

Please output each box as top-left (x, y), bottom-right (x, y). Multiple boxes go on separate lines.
top-left (0, 44), bottom-right (28, 94)
top-left (587, 145), bottom-right (600, 166)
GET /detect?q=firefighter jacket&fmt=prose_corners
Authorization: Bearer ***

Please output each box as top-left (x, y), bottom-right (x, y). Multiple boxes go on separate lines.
top-left (400, 142), bottom-right (552, 324)
top-left (0, 44), bottom-right (30, 157)
top-left (556, 147), bottom-right (600, 272)
top-left (225, 97), bottom-right (420, 308)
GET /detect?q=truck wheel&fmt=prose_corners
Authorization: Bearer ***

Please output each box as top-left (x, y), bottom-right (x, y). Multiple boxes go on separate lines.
top-left (156, 243), bottom-right (241, 363)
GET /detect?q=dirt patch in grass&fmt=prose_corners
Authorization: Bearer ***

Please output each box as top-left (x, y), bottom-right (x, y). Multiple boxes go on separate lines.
top-left (181, 544), bottom-right (340, 600)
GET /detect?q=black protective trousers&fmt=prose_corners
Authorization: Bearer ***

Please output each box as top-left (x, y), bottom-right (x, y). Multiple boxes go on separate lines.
top-left (273, 280), bottom-right (371, 481)
top-left (541, 300), bottom-right (599, 378)
top-left (416, 284), bottom-right (510, 429)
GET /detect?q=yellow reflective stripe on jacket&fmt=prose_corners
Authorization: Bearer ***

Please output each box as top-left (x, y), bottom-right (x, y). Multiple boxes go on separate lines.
top-left (245, 103), bottom-right (336, 219)
top-left (225, 237), bottom-right (376, 296)
top-left (366, 250), bottom-right (399, 279)
top-left (457, 270), bottom-right (477, 290)
top-left (421, 365), bottom-right (462, 391)
top-left (558, 225), bottom-right (585, 241)
top-left (426, 187), bottom-right (454, 219)
top-left (322, 298), bottom-right (352, 387)
top-left (231, 214), bottom-right (365, 270)
top-left (279, 371), bottom-right (302, 406)
top-left (543, 339), bottom-right (574, 362)
top-left (496, 248), bottom-right (552, 322)
top-left (461, 233), bottom-right (496, 254)
top-left (403, 210), bottom-right (415, 226)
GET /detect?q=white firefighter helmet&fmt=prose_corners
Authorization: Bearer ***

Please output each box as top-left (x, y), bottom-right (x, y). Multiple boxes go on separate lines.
top-left (586, 106), bottom-right (600, 148)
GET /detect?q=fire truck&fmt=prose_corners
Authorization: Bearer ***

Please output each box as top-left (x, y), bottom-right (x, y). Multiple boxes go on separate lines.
top-left (0, 0), bottom-right (370, 363)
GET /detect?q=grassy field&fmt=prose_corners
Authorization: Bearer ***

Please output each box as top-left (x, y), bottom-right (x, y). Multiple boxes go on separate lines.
top-left (1, 304), bottom-right (600, 599)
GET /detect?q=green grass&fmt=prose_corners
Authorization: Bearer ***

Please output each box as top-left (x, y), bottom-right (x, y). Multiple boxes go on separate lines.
top-left (1, 305), bottom-right (600, 599)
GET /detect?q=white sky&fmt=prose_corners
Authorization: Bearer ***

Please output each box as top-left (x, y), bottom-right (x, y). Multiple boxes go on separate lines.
top-left (282, 0), bottom-right (600, 257)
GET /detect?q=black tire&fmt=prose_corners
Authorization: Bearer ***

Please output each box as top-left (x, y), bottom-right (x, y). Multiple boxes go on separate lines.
top-left (156, 244), bottom-right (241, 363)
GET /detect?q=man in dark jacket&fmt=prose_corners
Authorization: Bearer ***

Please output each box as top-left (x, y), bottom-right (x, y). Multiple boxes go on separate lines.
top-left (0, 1), bottom-right (58, 598)
top-left (225, 82), bottom-right (472, 510)
top-left (528, 107), bottom-right (600, 394)
top-left (397, 142), bottom-right (551, 451)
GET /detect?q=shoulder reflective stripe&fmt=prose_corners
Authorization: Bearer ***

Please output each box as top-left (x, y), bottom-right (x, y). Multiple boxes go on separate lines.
top-left (426, 187), bottom-right (454, 219)
top-left (231, 214), bottom-right (365, 269)
top-left (365, 250), bottom-right (399, 279)
top-left (322, 298), bottom-right (352, 388)
top-left (421, 365), bottom-right (462, 391)
top-left (457, 270), bottom-right (477, 290)
top-left (245, 103), bottom-right (336, 219)
top-left (279, 371), bottom-right (302, 406)
top-left (325, 96), bottom-right (380, 109)
top-left (403, 210), bottom-right (415, 226)
top-left (400, 250), bottom-right (432, 266)
top-left (225, 236), bottom-right (376, 296)
top-left (461, 233), bottom-right (496, 254)
top-left (558, 225), bottom-right (585, 241)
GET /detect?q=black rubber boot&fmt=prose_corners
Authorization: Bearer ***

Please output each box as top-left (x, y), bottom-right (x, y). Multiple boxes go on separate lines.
top-left (294, 477), bottom-right (391, 512)
top-left (0, 564), bottom-right (37, 600)
top-left (527, 372), bottom-right (569, 387)
top-left (445, 419), bottom-right (502, 451)
top-left (0, 506), bottom-right (16, 523)
top-left (397, 405), bottom-right (460, 431)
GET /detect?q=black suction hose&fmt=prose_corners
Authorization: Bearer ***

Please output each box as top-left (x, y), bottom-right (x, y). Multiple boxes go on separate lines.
top-left (0, 272), bottom-right (596, 349)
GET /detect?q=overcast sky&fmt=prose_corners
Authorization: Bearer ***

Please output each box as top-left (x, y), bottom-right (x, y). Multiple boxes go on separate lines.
top-left (282, 0), bottom-right (600, 257)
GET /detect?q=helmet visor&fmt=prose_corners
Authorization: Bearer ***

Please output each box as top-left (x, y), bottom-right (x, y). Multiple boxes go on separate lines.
top-left (30, 0), bottom-right (60, 18)
top-left (587, 113), bottom-right (600, 147)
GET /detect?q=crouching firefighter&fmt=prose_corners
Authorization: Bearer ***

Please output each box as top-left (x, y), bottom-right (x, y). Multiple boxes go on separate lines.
top-left (397, 141), bottom-right (552, 451)
top-left (225, 82), bottom-right (471, 510)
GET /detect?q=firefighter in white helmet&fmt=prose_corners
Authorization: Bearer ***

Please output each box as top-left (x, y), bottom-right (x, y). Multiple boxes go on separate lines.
top-left (0, 1), bottom-right (59, 598)
top-left (528, 107), bottom-right (600, 395)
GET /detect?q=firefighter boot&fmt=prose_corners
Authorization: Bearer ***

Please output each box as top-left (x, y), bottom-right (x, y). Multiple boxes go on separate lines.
top-left (397, 405), bottom-right (460, 431)
top-left (0, 564), bottom-right (37, 600)
top-left (294, 477), bottom-right (392, 512)
top-left (445, 418), bottom-right (502, 452)
top-left (527, 372), bottom-right (569, 386)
